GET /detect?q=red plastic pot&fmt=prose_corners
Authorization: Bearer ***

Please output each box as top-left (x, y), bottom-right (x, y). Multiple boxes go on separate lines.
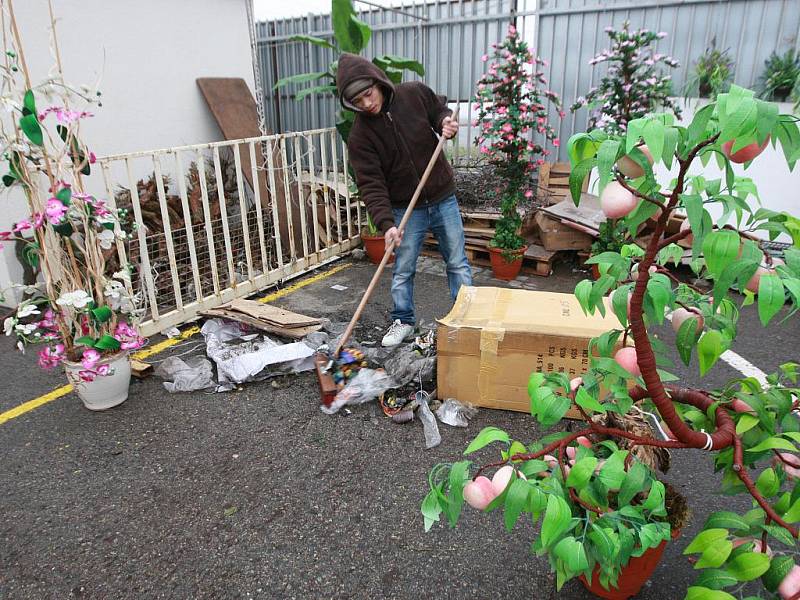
top-left (489, 246), bottom-right (526, 281)
top-left (361, 233), bottom-right (394, 265)
top-left (579, 529), bottom-right (680, 600)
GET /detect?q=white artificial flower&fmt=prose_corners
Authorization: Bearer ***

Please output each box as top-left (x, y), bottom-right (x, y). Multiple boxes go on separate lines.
top-left (16, 303), bottom-right (40, 319)
top-left (56, 290), bottom-right (93, 309)
top-left (4, 317), bottom-right (15, 336)
top-left (97, 229), bottom-right (115, 250)
top-left (15, 323), bottom-right (38, 336)
top-left (16, 340), bottom-right (24, 353)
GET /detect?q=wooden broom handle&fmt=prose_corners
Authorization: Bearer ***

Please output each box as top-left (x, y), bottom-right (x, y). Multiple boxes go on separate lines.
top-left (334, 110), bottom-right (459, 356)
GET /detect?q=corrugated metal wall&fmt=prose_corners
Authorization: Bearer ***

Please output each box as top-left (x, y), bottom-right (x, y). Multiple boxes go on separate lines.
top-left (258, 0), bottom-right (800, 161)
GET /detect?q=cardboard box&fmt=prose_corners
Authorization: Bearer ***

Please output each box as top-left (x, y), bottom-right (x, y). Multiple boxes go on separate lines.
top-left (534, 211), bottom-right (594, 251)
top-left (436, 286), bottom-right (623, 418)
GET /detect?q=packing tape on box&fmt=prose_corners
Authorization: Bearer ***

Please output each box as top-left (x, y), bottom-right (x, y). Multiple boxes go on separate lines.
top-left (476, 288), bottom-right (512, 402)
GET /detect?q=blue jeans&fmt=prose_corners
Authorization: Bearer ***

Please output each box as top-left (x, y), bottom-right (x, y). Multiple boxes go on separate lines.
top-left (391, 195), bottom-right (473, 325)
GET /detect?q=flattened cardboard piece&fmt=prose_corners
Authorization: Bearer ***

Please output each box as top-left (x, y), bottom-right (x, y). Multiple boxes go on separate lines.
top-left (224, 298), bottom-right (322, 328)
top-left (540, 193), bottom-right (605, 234)
top-left (436, 286), bottom-right (622, 418)
top-left (533, 211), bottom-right (593, 251)
top-left (199, 308), bottom-right (322, 339)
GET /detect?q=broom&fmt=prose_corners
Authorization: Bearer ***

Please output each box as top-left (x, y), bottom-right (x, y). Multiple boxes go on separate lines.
top-left (315, 109), bottom-right (460, 406)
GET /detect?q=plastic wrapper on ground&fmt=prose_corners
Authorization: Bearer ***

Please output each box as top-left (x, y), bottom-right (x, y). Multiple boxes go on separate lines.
top-left (418, 399), bottom-right (441, 449)
top-left (155, 356), bottom-right (216, 393)
top-left (200, 318), bottom-right (315, 391)
top-left (321, 368), bottom-right (396, 415)
top-left (435, 398), bottom-right (478, 427)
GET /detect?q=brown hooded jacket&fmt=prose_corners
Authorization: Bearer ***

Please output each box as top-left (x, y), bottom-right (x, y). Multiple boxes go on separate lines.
top-left (336, 53), bottom-right (455, 233)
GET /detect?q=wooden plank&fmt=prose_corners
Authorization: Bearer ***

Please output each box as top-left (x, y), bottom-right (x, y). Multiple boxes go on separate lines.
top-left (199, 307), bottom-right (322, 339)
top-left (195, 77), bottom-right (304, 259)
top-left (224, 298), bottom-right (323, 328)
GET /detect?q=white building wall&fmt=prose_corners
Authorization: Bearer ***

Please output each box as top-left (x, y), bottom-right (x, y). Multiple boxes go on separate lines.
top-left (1, 0), bottom-right (256, 305)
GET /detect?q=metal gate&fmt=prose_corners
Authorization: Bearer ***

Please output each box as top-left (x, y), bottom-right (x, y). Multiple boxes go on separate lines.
top-left (97, 128), bottom-right (362, 336)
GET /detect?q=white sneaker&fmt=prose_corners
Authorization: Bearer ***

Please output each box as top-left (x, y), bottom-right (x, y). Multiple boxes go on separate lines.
top-left (382, 319), bottom-right (415, 347)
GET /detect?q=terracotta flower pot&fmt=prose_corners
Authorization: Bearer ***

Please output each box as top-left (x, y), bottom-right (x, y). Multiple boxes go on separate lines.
top-left (361, 233), bottom-right (394, 265)
top-left (489, 246), bottom-right (526, 281)
top-left (579, 529), bottom-right (680, 600)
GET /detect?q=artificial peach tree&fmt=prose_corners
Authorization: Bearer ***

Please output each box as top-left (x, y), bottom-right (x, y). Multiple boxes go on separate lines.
top-left (422, 84), bottom-right (800, 598)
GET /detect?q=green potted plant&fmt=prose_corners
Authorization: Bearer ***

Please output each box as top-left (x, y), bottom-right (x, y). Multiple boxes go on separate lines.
top-left (422, 85), bottom-right (800, 598)
top-left (683, 40), bottom-right (734, 100)
top-left (758, 49), bottom-right (800, 103)
top-left (0, 6), bottom-right (142, 411)
top-left (588, 220), bottom-right (632, 280)
top-left (474, 25), bottom-right (561, 280)
top-left (360, 212), bottom-right (393, 265)
top-left (571, 21), bottom-right (681, 134)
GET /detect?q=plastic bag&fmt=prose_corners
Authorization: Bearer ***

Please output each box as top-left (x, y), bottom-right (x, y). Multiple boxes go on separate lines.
top-left (155, 356), bottom-right (216, 393)
top-left (435, 398), bottom-right (478, 427)
top-left (418, 398), bottom-right (441, 449)
top-left (321, 368), bottom-right (396, 415)
top-left (382, 345), bottom-right (436, 387)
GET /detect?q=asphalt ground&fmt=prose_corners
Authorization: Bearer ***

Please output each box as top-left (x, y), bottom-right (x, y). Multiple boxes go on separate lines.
top-left (1, 254), bottom-right (799, 600)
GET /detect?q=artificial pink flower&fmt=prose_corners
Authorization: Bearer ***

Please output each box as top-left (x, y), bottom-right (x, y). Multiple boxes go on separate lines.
top-left (37, 343), bottom-right (65, 369)
top-left (78, 370), bottom-right (97, 382)
top-left (95, 364), bottom-right (110, 376)
top-left (524, 190), bottom-right (533, 198)
top-left (45, 198), bottom-right (68, 224)
top-left (481, 54), bottom-right (488, 62)
top-left (31, 212), bottom-right (44, 228)
top-left (13, 219), bottom-right (31, 233)
top-left (553, 139), bottom-right (560, 147)
top-left (80, 348), bottom-right (101, 370)
top-left (88, 152), bottom-right (96, 164)
top-left (0, 231), bottom-right (12, 241)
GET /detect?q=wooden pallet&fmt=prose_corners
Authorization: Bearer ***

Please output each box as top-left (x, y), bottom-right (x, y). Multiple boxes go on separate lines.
top-left (423, 237), bottom-right (558, 277)
top-left (538, 161), bottom-right (589, 202)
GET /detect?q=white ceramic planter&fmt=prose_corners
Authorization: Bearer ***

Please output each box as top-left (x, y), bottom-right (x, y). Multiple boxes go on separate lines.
top-left (64, 353), bottom-right (131, 411)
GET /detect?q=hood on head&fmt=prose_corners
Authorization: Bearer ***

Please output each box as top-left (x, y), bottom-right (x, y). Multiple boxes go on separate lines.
top-left (336, 53), bottom-right (395, 112)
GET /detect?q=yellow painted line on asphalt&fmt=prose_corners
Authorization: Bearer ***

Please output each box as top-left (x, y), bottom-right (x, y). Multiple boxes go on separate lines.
top-left (0, 261), bottom-right (353, 425)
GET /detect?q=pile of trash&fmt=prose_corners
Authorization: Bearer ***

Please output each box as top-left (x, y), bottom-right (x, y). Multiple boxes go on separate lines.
top-left (154, 308), bottom-right (478, 450)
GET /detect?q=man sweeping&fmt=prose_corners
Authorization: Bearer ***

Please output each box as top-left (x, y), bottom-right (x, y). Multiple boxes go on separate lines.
top-left (336, 53), bottom-right (473, 347)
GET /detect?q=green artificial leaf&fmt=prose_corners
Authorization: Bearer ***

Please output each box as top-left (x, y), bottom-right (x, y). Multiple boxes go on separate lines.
top-left (755, 467), bottom-right (780, 497)
top-left (642, 119), bottom-right (665, 163)
top-left (693, 569), bottom-right (738, 591)
top-left (687, 104), bottom-right (715, 146)
top-left (611, 285), bottom-right (631, 328)
top-left (702, 231), bottom-right (741, 278)
top-left (22, 89), bottom-right (36, 115)
top-left (575, 279), bottom-right (593, 315)
top-left (464, 427), bottom-right (509, 455)
top-left (273, 71), bottom-right (329, 90)
top-left (596, 139), bottom-right (620, 193)
top-left (735, 413), bottom-right (760, 435)
top-left (726, 552), bottom-right (770, 581)
top-left (541, 494), bottom-right (573, 548)
top-left (698, 330), bottom-right (726, 376)
top-left (575, 387), bottom-right (606, 415)
top-left (617, 462), bottom-right (648, 506)
top-left (289, 33), bottom-right (336, 50)
top-left (758, 273), bottom-right (785, 326)
top-left (746, 436), bottom-right (796, 453)
top-left (642, 480), bottom-right (665, 513)
top-left (566, 456), bottom-right (598, 489)
top-left (553, 536), bottom-right (590, 573)
top-left (295, 84), bottom-right (338, 102)
top-left (55, 186), bottom-right (72, 205)
top-left (22, 241), bottom-right (39, 269)
top-left (696, 539), bottom-right (734, 569)
top-left (446, 460), bottom-right (469, 527)
top-left (783, 497), bottom-right (800, 523)
top-left (684, 528), bottom-right (729, 555)
top-left (94, 334), bottom-right (121, 351)
top-left (19, 113), bottom-right (43, 146)
top-left (332, 0), bottom-right (361, 52)
top-left (74, 335), bottom-right (97, 348)
top-left (676, 316), bottom-right (702, 366)
top-left (569, 158), bottom-right (595, 205)
top-left (597, 450), bottom-right (627, 490)
top-left (504, 477), bottom-right (530, 531)
top-left (686, 586), bottom-right (736, 600)
top-left (421, 489), bottom-right (442, 532)
top-left (762, 523), bottom-right (797, 548)
top-left (91, 306), bottom-right (113, 323)
top-left (378, 54), bottom-right (425, 76)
